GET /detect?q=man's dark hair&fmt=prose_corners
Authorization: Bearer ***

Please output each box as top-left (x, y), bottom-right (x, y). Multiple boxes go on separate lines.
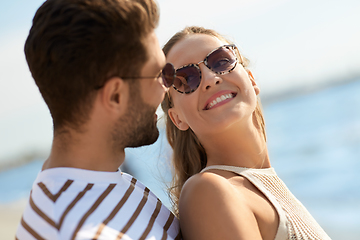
top-left (25, 0), bottom-right (159, 131)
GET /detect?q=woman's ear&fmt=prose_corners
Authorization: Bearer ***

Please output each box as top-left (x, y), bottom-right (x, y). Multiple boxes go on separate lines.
top-left (168, 108), bottom-right (189, 131)
top-left (248, 70), bottom-right (260, 95)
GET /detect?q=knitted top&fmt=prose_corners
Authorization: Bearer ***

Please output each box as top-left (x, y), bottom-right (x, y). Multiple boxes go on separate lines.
top-left (201, 165), bottom-right (331, 240)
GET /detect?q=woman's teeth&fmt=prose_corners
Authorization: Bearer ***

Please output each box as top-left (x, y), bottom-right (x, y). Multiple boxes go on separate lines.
top-left (208, 93), bottom-right (234, 109)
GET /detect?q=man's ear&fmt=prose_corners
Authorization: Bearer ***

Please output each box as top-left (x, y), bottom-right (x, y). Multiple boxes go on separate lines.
top-left (247, 70), bottom-right (260, 96)
top-left (99, 77), bottom-right (128, 114)
top-left (168, 108), bottom-right (189, 131)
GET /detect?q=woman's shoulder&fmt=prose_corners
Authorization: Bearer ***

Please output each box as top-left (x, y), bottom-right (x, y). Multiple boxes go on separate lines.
top-left (181, 169), bottom-right (247, 198)
top-left (178, 171), bottom-right (262, 239)
top-left (182, 170), bottom-right (235, 194)
top-left (179, 170), bottom-right (249, 213)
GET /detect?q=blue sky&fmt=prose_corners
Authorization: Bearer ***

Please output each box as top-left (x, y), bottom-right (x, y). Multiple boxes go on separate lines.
top-left (0, 0), bottom-right (360, 160)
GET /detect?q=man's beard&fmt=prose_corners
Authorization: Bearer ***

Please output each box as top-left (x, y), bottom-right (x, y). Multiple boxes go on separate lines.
top-left (112, 81), bottom-right (160, 150)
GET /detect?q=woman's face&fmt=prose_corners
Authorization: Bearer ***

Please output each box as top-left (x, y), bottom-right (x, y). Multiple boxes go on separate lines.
top-left (166, 34), bottom-right (260, 138)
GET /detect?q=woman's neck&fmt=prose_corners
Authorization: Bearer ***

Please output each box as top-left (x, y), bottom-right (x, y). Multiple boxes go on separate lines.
top-left (199, 120), bottom-right (270, 169)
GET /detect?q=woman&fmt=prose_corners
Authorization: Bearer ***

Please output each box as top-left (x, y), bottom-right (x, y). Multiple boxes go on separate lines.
top-left (160, 26), bottom-right (331, 240)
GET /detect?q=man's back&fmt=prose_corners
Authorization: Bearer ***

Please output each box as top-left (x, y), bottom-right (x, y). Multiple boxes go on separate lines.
top-left (16, 168), bottom-right (180, 239)
top-left (17, 0), bottom-right (180, 238)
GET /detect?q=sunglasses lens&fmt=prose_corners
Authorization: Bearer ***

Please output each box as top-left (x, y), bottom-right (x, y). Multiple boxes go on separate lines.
top-left (162, 63), bottom-right (175, 88)
top-left (174, 65), bottom-right (201, 94)
top-left (207, 46), bottom-right (237, 74)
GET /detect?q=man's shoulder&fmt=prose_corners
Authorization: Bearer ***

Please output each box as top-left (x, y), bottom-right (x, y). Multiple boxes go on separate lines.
top-left (16, 169), bottom-right (180, 240)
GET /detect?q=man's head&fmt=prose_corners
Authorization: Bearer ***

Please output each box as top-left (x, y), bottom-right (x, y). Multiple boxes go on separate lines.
top-left (25, 0), bottom-right (159, 131)
top-left (112, 31), bottom-right (167, 149)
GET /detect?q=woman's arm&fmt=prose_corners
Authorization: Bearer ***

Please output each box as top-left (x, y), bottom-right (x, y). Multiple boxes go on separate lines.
top-left (179, 172), bottom-right (263, 240)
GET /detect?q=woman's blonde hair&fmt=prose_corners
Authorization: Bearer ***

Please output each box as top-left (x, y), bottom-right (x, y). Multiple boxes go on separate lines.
top-left (161, 26), bottom-right (266, 216)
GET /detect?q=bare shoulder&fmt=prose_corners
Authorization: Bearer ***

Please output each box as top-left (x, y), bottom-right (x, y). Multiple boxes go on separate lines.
top-left (179, 171), bottom-right (262, 240)
top-left (180, 171), bottom-right (237, 203)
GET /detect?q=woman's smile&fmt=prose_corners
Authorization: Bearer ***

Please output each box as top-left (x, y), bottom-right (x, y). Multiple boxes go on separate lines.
top-left (203, 90), bottom-right (237, 110)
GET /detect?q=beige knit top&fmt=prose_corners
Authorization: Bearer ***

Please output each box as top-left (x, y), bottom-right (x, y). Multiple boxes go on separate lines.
top-left (201, 165), bottom-right (331, 240)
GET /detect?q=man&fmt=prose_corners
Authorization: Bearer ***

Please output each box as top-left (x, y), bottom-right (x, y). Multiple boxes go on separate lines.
top-left (16, 0), bottom-right (180, 239)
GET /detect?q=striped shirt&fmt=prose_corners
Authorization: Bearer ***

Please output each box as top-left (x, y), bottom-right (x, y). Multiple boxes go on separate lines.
top-left (16, 167), bottom-right (180, 240)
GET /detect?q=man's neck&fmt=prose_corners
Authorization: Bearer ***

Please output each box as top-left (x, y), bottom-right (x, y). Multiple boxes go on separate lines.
top-left (42, 128), bottom-right (125, 172)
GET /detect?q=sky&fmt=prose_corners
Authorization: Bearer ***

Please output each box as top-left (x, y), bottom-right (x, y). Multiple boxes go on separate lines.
top-left (156, 0), bottom-right (360, 93)
top-left (0, 0), bottom-right (360, 161)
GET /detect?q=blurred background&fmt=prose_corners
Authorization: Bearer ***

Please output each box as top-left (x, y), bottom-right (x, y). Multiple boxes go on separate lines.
top-left (1, 0), bottom-right (359, 239)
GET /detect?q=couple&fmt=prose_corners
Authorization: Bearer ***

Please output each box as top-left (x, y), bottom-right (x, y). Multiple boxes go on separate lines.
top-left (16, 0), bottom-right (331, 239)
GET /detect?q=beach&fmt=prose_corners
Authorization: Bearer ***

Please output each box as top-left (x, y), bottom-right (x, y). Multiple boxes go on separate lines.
top-left (0, 199), bottom-right (27, 239)
top-left (1, 80), bottom-right (360, 240)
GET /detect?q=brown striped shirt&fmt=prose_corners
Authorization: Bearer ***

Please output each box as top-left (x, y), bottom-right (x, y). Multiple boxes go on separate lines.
top-left (15, 167), bottom-right (180, 240)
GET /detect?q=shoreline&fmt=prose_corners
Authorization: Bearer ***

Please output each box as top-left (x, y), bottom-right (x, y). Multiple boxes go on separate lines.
top-left (0, 151), bottom-right (47, 173)
top-left (1, 78), bottom-right (360, 173)
top-left (261, 76), bottom-right (360, 105)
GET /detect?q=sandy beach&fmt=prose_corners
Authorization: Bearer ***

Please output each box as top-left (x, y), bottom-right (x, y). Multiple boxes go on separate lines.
top-left (0, 199), bottom-right (27, 240)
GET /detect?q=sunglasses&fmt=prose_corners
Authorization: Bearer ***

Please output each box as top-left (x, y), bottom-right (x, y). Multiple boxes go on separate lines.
top-left (94, 63), bottom-right (176, 90)
top-left (161, 44), bottom-right (238, 94)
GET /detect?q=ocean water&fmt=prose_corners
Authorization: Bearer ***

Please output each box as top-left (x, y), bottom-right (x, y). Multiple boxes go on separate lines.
top-left (0, 80), bottom-right (359, 239)
top-left (264, 80), bottom-right (360, 239)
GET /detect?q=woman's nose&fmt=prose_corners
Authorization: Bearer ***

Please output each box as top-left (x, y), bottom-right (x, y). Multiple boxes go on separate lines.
top-left (200, 64), bottom-right (222, 91)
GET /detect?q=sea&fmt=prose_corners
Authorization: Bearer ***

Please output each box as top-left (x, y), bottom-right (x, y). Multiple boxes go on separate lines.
top-left (0, 79), bottom-right (359, 240)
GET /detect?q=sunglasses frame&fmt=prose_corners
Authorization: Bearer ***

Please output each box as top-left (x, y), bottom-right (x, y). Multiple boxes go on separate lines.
top-left (95, 63), bottom-right (175, 90)
top-left (172, 44), bottom-right (238, 94)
